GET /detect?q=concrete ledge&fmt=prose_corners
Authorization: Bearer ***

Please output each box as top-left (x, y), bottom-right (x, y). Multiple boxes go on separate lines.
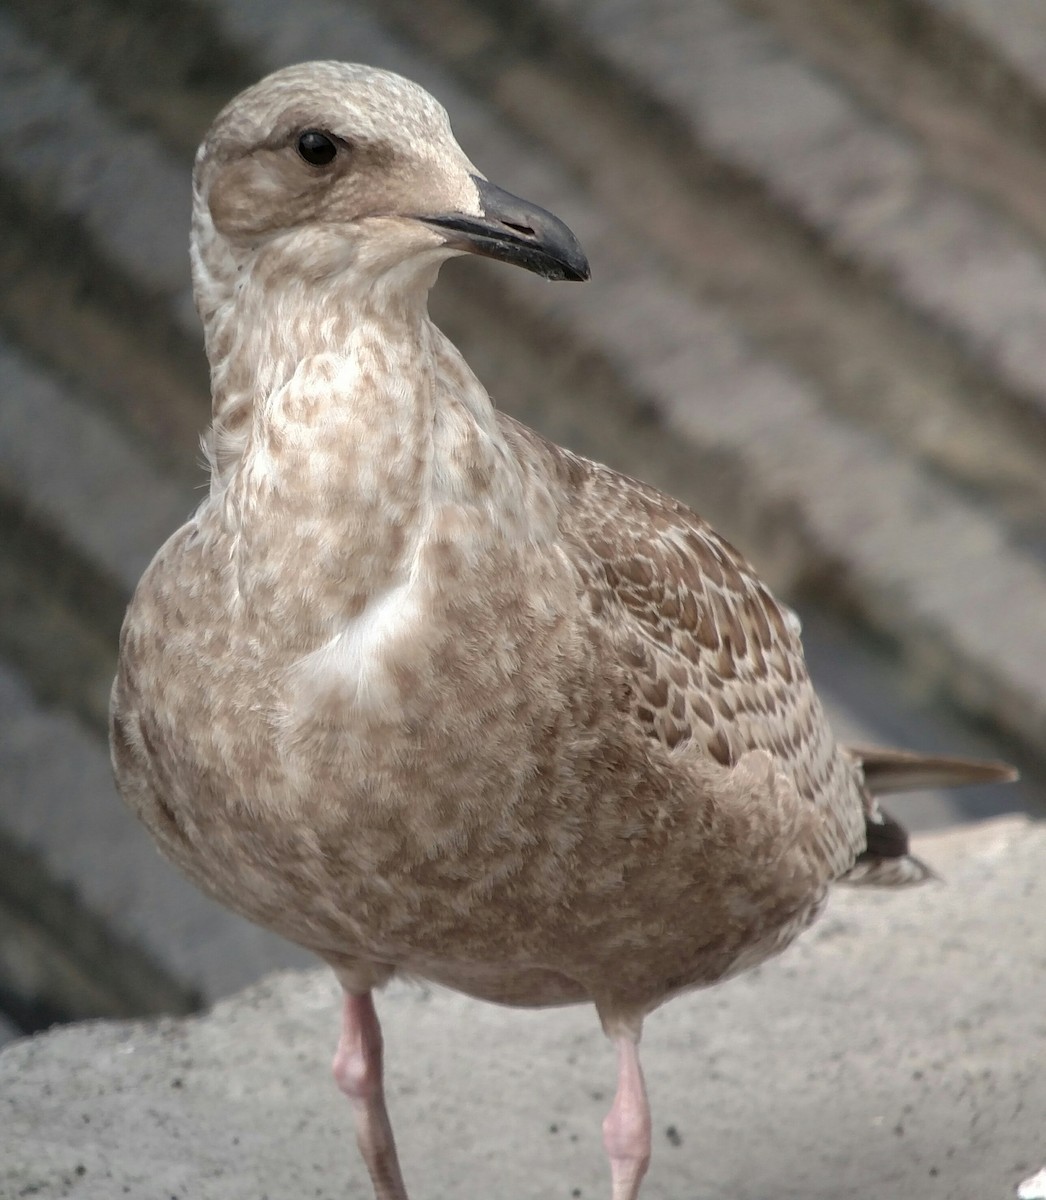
top-left (2, 816), bottom-right (1042, 1200)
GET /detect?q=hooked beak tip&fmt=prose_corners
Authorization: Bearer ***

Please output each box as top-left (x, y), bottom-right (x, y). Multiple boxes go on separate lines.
top-left (419, 175), bottom-right (590, 283)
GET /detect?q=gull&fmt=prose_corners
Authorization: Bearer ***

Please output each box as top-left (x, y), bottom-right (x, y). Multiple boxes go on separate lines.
top-left (110, 61), bottom-right (1016, 1200)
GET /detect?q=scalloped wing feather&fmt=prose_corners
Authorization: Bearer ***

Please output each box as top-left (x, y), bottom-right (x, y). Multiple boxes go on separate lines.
top-left (501, 417), bottom-right (868, 881)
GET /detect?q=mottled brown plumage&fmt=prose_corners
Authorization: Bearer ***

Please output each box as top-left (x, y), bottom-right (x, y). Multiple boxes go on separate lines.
top-left (110, 61), bottom-right (1015, 1200)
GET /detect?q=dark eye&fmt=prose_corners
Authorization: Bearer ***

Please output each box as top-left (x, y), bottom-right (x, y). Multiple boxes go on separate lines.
top-left (297, 130), bottom-right (338, 167)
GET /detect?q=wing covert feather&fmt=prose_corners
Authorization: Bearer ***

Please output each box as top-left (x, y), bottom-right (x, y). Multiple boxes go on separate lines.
top-left (501, 416), bottom-right (856, 818)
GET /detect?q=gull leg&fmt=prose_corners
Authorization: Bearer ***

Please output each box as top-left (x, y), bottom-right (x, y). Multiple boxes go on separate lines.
top-left (332, 990), bottom-right (410, 1200)
top-left (602, 1030), bottom-right (652, 1200)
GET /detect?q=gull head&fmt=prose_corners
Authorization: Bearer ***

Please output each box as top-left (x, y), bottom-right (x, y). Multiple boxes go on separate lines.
top-left (191, 60), bottom-right (589, 312)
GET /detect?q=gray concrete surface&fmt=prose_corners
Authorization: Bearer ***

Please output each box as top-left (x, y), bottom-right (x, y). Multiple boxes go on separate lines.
top-left (1, 816), bottom-right (1042, 1200)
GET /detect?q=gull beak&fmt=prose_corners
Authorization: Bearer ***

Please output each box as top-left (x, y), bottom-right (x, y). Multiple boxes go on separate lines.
top-left (419, 175), bottom-right (590, 282)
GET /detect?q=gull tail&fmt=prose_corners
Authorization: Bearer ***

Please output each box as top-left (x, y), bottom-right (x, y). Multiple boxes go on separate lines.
top-left (839, 744), bottom-right (1018, 888)
top-left (847, 744), bottom-right (1018, 796)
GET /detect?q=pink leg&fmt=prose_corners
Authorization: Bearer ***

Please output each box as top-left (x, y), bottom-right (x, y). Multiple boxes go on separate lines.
top-left (332, 991), bottom-right (410, 1200)
top-left (602, 1033), bottom-right (652, 1200)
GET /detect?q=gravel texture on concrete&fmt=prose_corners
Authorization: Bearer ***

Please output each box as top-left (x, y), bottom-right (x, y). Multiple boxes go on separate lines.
top-left (1, 816), bottom-right (1042, 1200)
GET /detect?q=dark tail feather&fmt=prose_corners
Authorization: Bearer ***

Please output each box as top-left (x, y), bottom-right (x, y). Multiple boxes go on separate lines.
top-left (843, 808), bottom-right (938, 887)
top-left (840, 745), bottom-right (1017, 888)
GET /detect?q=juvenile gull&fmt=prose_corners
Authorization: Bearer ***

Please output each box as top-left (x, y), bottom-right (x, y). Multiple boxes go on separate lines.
top-left (110, 61), bottom-right (1016, 1200)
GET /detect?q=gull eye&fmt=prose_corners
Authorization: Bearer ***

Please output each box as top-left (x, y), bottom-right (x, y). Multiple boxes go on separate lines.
top-left (297, 130), bottom-right (338, 167)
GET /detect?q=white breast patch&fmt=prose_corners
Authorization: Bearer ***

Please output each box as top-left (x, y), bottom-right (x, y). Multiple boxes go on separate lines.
top-left (293, 580), bottom-right (420, 712)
